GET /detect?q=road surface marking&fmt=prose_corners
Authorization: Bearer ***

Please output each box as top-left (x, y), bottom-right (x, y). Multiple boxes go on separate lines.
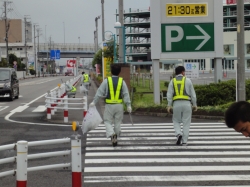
top-left (32, 105), bottom-right (46, 112)
top-left (10, 106), bottom-right (29, 113)
top-left (0, 106), bottom-right (9, 111)
top-left (84, 175), bottom-right (250, 182)
top-left (85, 151), bottom-right (250, 157)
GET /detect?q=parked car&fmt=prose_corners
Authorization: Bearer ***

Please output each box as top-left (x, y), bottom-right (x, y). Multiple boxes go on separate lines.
top-left (0, 68), bottom-right (19, 101)
top-left (65, 72), bottom-right (74, 76)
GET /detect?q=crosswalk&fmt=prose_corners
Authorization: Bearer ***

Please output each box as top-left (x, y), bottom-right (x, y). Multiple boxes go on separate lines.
top-left (0, 105), bottom-right (46, 113)
top-left (83, 123), bottom-right (250, 186)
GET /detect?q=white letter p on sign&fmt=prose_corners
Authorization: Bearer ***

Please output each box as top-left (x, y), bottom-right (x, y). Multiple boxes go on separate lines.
top-left (165, 26), bottom-right (184, 51)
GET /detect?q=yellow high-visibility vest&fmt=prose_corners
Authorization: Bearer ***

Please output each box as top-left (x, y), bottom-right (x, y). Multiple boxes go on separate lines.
top-left (105, 77), bottom-right (123, 104)
top-left (173, 76), bottom-right (190, 101)
top-left (71, 86), bottom-right (77, 93)
top-left (83, 74), bottom-right (89, 82)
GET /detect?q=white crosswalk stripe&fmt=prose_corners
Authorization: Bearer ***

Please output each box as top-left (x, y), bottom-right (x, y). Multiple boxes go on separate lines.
top-left (83, 123), bottom-right (250, 186)
top-left (0, 106), bottom-right (9, 111)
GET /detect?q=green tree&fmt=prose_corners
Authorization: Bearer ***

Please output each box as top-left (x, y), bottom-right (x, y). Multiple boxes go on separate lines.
top-left (9, 53), bottom-right (18, 68)
top-left (92, 49), bottom-right (102, 69)
top-left (0, 59), bottom-right (8, 67)
top-left (103, 40), bottom-right (118, 63)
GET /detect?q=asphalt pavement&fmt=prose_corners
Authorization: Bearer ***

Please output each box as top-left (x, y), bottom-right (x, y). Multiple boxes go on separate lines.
top-left (1, 74), bottom-right (250, 187)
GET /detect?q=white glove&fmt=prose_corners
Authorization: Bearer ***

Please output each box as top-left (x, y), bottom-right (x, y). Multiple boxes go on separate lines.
top-left (127, 106), bottom-right (132, 113)
top-left (167, 106), bottom-right (172, 113)
top-left (193, 106), bottom-right (198, 112)
top-left (89, 102), bottom-right (95, 107)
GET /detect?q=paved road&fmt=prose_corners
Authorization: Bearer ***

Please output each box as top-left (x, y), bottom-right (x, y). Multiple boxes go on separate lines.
top-left (1, 73), bottom-right (250, 186)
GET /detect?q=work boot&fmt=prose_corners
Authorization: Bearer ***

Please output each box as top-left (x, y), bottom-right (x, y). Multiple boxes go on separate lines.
top-left (110, 134), bottom-right (117, 147)
top-left (176, 134), bottom-right (182, 145)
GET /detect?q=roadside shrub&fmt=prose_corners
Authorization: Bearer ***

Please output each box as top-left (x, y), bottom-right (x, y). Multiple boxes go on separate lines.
top-left (195, 79), bottom-right (250, 106)
top-left (30, 69), bottom-right (36, 75)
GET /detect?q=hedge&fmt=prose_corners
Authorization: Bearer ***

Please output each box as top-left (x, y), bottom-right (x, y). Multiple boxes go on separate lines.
top-left (194, 79), bottom-right (250, 106)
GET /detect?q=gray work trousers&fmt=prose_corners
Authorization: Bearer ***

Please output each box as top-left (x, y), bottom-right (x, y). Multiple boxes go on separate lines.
top-left (172, 100), bottom-right (192, 143)
top-left (83, 82), bottom-right (89, 90)
top-left (104, 104), bottom-right (123, 138)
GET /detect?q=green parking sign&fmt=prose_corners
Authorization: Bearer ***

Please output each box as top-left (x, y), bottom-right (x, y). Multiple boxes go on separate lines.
top-left (161, 23), bottom-right (214, 53)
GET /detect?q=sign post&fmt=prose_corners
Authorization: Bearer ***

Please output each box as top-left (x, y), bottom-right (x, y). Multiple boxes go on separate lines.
top-left (151, 0), bottom-right (223, 104)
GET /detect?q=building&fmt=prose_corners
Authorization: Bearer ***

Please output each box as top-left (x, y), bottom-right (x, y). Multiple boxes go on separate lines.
top-left (118, 2), bottom-right (250, 72)
top-left (0, 19), bottom-right (33, 66)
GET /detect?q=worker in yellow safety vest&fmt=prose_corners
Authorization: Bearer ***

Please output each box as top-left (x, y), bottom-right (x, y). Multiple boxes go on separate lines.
top-left (66, 83), bottom-right (77, 98)
top-left (82, 72), bottom-right (90, 90)
top-left (167, 66), bottom-right (197, 146)
top-left (89, 64), bottom-right (131, 147)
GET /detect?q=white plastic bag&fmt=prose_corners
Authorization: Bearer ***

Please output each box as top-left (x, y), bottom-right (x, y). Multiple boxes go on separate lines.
top-left (80, 84), bottom-right (88, 93)
top-left (81, 106), bottom-right (103, 134)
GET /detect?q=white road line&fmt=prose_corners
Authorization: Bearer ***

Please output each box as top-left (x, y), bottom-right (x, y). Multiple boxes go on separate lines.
top-left (86, 136), bottom-right (244, 141)
top-left (84, 175), bottom-right (250, 182)
top-left (10, 106), bottom-right (29, 113)
top-left (85, 157), bottom-right (250, 164)
top-left (85, 151), bottom-right (250, 157)
top-left (95, 125), bottom-right (227, 129)
top-left (86, 140), bottom-right (249, 145)
top-left (0, 106), bottom-right (9, 111)
top-left (86, 145), bottom-right (250, 151)
top-left (98, 123), bottom-right (225, 126)
top-left (32, 105), bottom-right (46, 112)
top-left (84, 165), bottom-right (250, 172)
top-left (90, 128), bottom-right (235, 133)
top-left (4, 87), bottom-right (69, 127)
top-left (87, 132), bottom-right (240, 136)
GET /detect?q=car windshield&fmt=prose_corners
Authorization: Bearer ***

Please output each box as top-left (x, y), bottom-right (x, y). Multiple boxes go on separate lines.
top-left (0, 70), bottom-right (10, 81)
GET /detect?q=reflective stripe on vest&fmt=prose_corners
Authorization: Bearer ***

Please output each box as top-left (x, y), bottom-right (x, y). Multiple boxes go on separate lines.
top-left (173, 77), bottom-right (190, 101)
top-left (106, 77), bottom-right (123, 104)
top-left (84, 74), bottom-right (89, 82)
top-left (71, 86), bottom-right (77, 93)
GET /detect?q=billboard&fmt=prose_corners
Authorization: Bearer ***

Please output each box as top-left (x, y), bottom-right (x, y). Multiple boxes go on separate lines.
top-left (226, 0), bottom-right (236, 4)
top-left (28, 54), bottom-right (35, 70)
top-left (67, 60), bottom-right (76, 68)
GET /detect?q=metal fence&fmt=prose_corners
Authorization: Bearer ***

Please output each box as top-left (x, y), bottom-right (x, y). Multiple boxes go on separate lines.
top-left (0, 134), bottom-right (82, 187)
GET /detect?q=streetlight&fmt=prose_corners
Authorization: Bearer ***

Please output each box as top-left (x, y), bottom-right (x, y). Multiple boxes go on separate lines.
top-left (63, 22), bottom-right (65, 45)
top-left (114, 21), bottom-right (126, 64)
top-left (104, 31), bottom-right (117, 63)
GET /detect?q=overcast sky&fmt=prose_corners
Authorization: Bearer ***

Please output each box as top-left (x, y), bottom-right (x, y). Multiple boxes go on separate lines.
top-left (4, 0), bottom-right (150, 44)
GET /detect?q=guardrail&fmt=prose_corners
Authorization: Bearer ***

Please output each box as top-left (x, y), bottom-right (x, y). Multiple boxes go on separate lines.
top-left (45, 75), bottom-right (87, 123)
top-left (0, 134), bottom-right (82, 187)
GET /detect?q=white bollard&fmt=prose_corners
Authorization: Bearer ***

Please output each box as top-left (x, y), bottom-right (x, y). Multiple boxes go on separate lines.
top-left (71, 135), bottom-right (82, 187)
top-left (16, 141), bottom-right (28, 187)
top-left (53, 91), bottom-right (57, 112)
top-left (64, 96), bottom-right (68, 123)
top-left (46, 97), bottom-right (51, 119)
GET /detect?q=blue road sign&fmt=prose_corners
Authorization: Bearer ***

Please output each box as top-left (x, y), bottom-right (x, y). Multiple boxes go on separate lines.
top-left (50, 50), bottom-right (60, 60)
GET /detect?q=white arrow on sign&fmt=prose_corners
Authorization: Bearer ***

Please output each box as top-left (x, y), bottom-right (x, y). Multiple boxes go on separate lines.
top-left (186, 25), bottom-right (211, 50)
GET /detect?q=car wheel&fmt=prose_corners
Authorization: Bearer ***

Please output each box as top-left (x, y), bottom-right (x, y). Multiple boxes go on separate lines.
top-left (9, 90), bottom-right (15, 101)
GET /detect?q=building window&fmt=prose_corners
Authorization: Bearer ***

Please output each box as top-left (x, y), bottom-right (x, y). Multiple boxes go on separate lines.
top-left (247, 60), bottom-right (250, 69)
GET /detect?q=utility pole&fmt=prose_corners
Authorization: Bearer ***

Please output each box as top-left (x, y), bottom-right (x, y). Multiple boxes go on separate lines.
top-left (49, 36), bottom-right (51, 74)
top-left (237, 0), bottom-right (246, 101)
top-left (24, 17), bottom-right (28, 74)
top-left (101, 0), bottom-right (105, 42)
top-left (95, 16), bottom-right (100, 52)
top-left (94, 31), bottom-right (97, 52)
top-left (37, 28), bottom-right (40, 76)
top-left (4, 1), bottom-right (10, 66)
top-left (118, 0), bottom-right (124, 63)
top-left (33, 24), bottom-right (37, 75)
